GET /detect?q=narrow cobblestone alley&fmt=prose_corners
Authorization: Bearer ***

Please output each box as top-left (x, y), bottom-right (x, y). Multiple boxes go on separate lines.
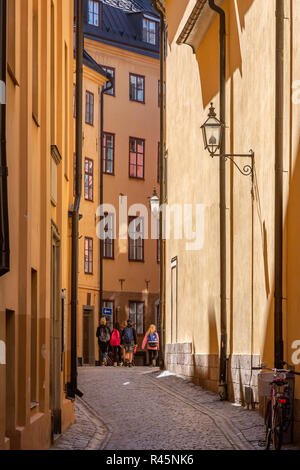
top-left (52, 366), bottom-right (300, 451)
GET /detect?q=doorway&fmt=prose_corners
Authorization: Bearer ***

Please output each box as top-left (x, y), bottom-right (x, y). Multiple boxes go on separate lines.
top-left (82, 307), bottom-right (95, 365)
top-left (50, 222), bottom-right (61, 437)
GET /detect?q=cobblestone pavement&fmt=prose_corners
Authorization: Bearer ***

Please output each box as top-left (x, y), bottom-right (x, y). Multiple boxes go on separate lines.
top-left (51, 396), bottom-right (108, 450)
top-left (52, 366), bottom-right (300, 451)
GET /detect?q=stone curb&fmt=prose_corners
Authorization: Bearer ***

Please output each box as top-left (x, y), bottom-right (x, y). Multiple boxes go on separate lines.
top-left (76, 396), bottom-right (113, 450)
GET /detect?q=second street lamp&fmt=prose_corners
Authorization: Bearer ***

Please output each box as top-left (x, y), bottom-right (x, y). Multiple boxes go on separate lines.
top-left (201, 102), bottom-right (255, 177)
top-left (149, 188), bottom-right (160, 218)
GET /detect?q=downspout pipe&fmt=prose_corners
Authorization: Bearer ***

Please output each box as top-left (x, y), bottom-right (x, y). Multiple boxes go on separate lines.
top-left (151, 0), bottom-right (165, 369)
top-left (68, 0), bottom-right (84, 399)
top-left (208, 0), bottom-right (228, 400)
top-left (274, 0), bottom-right (284, 369)
top-left (99, 77), bottom-right (114, 325)
top-left (0, 0), bottom-right (10, 277)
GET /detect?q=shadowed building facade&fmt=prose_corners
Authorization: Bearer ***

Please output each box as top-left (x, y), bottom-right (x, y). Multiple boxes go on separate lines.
top-left (162, 0), bottom-right (300, 442)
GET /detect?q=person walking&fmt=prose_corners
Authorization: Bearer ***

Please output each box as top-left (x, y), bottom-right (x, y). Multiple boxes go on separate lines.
top-left (96, 317), bottom-right (111, 366)
top-left (110, 322), bottom-right (122, 367)
top-left (142, 324), bottom-right (159, 367)
top-left (121, 320), bottom-right (137, 367)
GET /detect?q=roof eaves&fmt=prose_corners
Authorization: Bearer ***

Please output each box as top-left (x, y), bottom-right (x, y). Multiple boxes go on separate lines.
top-left (151, 0), bottom-right (165, 15)
top-left (176, 0), bottom-right (224, 52)
top-left (83, 49), bottom-right (111, 80)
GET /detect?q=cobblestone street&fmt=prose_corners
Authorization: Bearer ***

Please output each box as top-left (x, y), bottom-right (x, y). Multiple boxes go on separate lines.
top-left (51, 366), bottom-right (299, 451)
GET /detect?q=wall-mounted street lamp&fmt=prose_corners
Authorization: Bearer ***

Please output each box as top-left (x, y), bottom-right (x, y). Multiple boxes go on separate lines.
top-left (149, 188), bottom-right (160, 217)
top-left (201, 103), bottom-right (254, 177)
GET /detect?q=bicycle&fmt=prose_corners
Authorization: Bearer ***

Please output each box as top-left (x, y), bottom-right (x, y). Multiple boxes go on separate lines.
top-left (253, 362), bottom-right (300, 450)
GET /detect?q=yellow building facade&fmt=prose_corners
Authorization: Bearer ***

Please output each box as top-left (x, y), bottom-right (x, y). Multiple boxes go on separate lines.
top-left (0, 0), bottom-right (75, 450)
top-left (77, 0), bottom-right (160, 365)
top-left (163, 0), bottom-right (300, 441)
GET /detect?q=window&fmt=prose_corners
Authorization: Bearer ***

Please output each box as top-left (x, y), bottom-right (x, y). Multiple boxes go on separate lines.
top-left (88, 0), bottom-right (100, 27)
top-left (101, 66), bottom-right (115, 96)
top-left (129, 302), bottom-right (144, 335)
top-left (103, 213), bottom-right (114, 259)
top-left (64, 44), bottom-right (69, 179)
top-left (85, 91), bottom-right (94, 125)
top-left (7, 0), bottom-right (16, 81)
top-left (128, 216), bottom-right (144, 262)
top-left (129, 74), bottom-right (145, 103)
top-left (103, 300), bottom-right (114, 331)
top-left (129, 138), bottom-right (145, 179)
top-left (32, 0), bottom-right (39, 123)
top-left (142, 17), bottom-right (158, 45)
top-left (84, 238), bottom-right (93, 274)
top-left (31, 269), bottom-right (38, 404)
top-left (73, 83), bottom-right (76, 117)
top-left (103, 133), bottom-right (115, 175)
top-left (84, 158), bottom-right (94, 201)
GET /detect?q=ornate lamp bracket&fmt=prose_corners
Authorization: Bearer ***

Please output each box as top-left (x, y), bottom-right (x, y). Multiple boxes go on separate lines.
top-left (211, 150), bottom-right (255, 177)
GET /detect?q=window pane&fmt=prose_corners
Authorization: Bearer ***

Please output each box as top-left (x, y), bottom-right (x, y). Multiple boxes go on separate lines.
top-left (130, 140), bottom-right (136, 152)
top-left (137, 166), bottom-right (143, 179)
top-left (137, 154), bottom-right (143, 166)
top-left (137, 89), bottom-right (143, 102)
top-left (130, 164), bottom-right (136, 177)
top-left (107, 160), bottom-right (113, 174)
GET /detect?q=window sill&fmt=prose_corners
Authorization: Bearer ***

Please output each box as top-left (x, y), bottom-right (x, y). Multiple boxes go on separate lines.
top-left (129, 99), bottom-right (145, 105)
top-left (129, 176), bottom-right (145, 181)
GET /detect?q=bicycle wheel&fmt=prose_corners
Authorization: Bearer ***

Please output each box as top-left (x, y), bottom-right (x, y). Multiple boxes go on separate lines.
top-left (273, 404), bottom-right (283, 451)
top-left (265, 400), bottom-right (272, 450)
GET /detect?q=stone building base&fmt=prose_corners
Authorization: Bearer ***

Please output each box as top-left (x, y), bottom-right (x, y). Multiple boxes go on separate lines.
top-left (165, 343), bottom-right (300, 444)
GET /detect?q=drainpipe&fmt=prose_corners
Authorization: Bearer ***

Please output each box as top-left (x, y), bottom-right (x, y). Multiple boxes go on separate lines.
top-left (68, 0), bottom-right (84, 399)
top-left (274, 0), bottom-right (284, 369)
top-left (151, 0), bottom-right (165, 369)
top-left (208, 0), bottom-right (227, 400)
top-left (99, 78), bottom-right (113, 325)
top-left (0, 0), bottom-right (10, 278)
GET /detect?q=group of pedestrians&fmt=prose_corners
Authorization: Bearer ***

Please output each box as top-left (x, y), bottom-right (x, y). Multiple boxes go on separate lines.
top-left (96, 318), bottom-right (159, 368)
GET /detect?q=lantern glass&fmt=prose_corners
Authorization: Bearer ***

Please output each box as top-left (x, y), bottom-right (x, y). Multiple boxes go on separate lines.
top-left (201, 103), bottom-right (223, 155)
top-left (149, 190), bottom-right (160, 217)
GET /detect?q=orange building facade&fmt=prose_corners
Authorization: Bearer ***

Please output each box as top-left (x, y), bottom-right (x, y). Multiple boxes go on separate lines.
top-left (77, 0), bottom-right (160, 365)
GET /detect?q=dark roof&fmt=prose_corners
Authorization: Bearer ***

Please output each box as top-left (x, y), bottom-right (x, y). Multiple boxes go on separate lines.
top-left (83, 49), bottom-right (111, 80)
top-left (83, 0), bottom-right (160, 59)
top-left (100, 0), bottom-right (155, 12)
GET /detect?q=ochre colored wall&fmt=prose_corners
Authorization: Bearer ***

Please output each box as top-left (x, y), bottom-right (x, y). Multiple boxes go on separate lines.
top-left (0, 0), bottom-right (74, 450)
top-left (164, 0), bottom-right (300, 419)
